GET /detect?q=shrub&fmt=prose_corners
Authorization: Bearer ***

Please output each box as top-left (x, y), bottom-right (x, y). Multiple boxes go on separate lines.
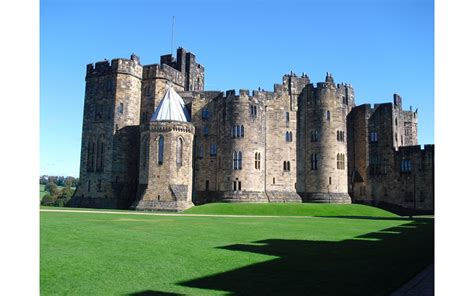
top-left (41, 194), bottom-right (57, 206)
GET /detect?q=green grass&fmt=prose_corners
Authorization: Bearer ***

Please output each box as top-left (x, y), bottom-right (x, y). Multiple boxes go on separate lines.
top-left (39, 184), bottom-right (47, 200)
top-left (184, 202), bottom-right (399, 218)
top-left (41, 206), bottom-right (434, 295)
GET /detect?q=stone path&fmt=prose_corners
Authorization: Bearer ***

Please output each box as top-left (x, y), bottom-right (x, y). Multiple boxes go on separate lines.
top-left (39, 208), bottom-right (319, 219)
top-left (390, 264), bottom-right (434, 296)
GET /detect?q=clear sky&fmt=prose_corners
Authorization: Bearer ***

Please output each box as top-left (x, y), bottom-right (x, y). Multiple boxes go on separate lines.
top-left (40, 0), bottom-right (434, 177)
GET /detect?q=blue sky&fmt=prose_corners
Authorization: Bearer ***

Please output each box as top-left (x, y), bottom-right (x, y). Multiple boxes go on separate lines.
top-left (40, 0), bottom-right (434, 177)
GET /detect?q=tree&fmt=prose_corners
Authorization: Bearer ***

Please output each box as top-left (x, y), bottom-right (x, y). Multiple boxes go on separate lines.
top-left (41, 194), bottom-right (57, 206)
top-left (45, 182), bottom-right (60, 197)
top-left (56, 176), bottom-right (65, 186)
top-left (60, 186), bottom-right (74, 200)
top-left (64, 176), bottom-right (76, 188)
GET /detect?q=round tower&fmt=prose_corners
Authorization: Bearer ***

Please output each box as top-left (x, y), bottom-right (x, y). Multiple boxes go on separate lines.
top-left (304, 73), bottom-right (351, 203)
top-left (133, 86), bottom-right (195, 211)
top-left (217, 90), bottom-right (267, 202)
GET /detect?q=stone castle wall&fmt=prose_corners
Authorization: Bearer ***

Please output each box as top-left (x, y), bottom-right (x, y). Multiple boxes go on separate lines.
top-left (72, 48), bottom-right (433, 213)
top-left (134, 121), bottom-right (195, 211)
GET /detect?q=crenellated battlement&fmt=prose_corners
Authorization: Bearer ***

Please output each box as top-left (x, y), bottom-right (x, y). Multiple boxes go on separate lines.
top-left (86, 55), bottom-right (143, 78)
top-left (76, 47), bottom-right (433, 212)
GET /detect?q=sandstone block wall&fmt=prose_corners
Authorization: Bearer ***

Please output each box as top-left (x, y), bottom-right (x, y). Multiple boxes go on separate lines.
top-left (134, 121), bottom-right (195, 211)
top-left (73, 48), bottom-right (433, 212)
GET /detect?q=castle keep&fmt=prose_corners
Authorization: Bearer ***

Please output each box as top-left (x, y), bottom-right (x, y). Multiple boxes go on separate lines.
top-left (71, 48), bottom-right (434, 213)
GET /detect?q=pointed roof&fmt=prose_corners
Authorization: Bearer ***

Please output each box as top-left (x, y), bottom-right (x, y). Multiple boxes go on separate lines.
top-left (150, 86), bottom-right (191, 122)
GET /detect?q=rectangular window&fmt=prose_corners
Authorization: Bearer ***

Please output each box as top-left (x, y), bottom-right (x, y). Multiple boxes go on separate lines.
top-left (205, 180), bottom-right (209, 191)
top-left (401, 159), bottom-right (412, 173)
top-left (370, 132), bottom-right (378, 142)
top-left (238, 181), bottom-right (242, 191)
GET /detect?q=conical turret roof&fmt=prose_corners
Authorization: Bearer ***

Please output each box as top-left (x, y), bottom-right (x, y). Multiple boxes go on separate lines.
top-left (150, 86), bottom-right (191, 122)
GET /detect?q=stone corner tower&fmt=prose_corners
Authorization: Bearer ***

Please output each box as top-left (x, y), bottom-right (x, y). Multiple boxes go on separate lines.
top-left (132, 86), bottom-right (195, 211)
top-left (299, 72), bottom-right (352, 204)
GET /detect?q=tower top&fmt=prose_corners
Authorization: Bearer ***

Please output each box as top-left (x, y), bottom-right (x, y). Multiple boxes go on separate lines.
top-left (325, 72), bottom-right (334, 83)
top-left (150, 86), bottom-right (191, 122)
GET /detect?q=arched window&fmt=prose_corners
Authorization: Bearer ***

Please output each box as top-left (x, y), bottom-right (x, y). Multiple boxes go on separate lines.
top-left (311, 131), bottom-right (319, 142)
top-left (311, 154), bottom-right (317, 170)
top-left (87, 141), bottom-right (95, 172)
top-left (157, 136), bottom-right (164, 165)
top-left (238, 151), bottom-right (242, 170)
top-left (326, 110), bottom-right (330, 121)
top-left (203, 127), bottom-right (209, 137)
top-left (255, 152), bottom-right (261, 170)
top-left (233, 151), bottom-right (238, 170)
top-left (283, 161), bottom-right (290, 171)
top-left (337, 131), bottom-right (340, 141)
top-left (286, 131), bottom-right (293, 142)
top-left (142, 136), bottom-right (148, 168)
top-left (97, 136), bottom-right (105, 172)
top-left (237, 125), bottom-right (241, 138)
top-left (241, 125), bottom-right (244, 137)
top-left (210, 143), bottom-right (217, 156)
top-left (176, 138), bottom-right (183, 166)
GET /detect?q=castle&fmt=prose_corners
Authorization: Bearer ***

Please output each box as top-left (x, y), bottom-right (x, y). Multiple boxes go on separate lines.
top-left (70, 47), bottom-right (434, 213)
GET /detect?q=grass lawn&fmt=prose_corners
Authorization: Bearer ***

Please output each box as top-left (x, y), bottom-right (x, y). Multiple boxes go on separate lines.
top-left (40, 205), bottom-right (434, 295)
top-left (184, 202), bottom-right (400, 218)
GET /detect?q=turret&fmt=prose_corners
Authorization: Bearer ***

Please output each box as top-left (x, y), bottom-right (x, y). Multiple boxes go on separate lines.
top-left (133, 86), bottom-right (195, 211)
top-left (302, 73), bottom-right (351, 203)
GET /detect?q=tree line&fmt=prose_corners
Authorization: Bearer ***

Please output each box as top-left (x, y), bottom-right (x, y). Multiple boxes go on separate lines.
top-left (40, 175), bottom-right (79, 207)
top-left (40, 175), bottom-right (79, 187)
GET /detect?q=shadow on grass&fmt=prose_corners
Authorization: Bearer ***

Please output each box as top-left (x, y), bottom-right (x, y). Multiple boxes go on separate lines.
top-left (180, 219), bottom-right (433, 295)
top-left (129, 292), bottom-right (183, 296)
top-left (313, 215), bottom-right (434, 222)
top-left (129, 219), bottom-right (433, 296)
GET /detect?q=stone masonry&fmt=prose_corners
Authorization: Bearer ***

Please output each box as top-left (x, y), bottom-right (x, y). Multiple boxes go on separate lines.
top-left (71, 47), bottom-right (434, 213)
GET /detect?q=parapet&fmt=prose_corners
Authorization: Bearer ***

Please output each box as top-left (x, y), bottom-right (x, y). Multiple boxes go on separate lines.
top-left (86, 55), bottom-right (142, 78)
top-left (239, 89), bottom-right (249, 96)
top-left (398, 144), bottom-right (434, 154)
top-left (142, 63), bottom-right (185, 86)
top-left (225, 90), bottom-right (236, 97)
